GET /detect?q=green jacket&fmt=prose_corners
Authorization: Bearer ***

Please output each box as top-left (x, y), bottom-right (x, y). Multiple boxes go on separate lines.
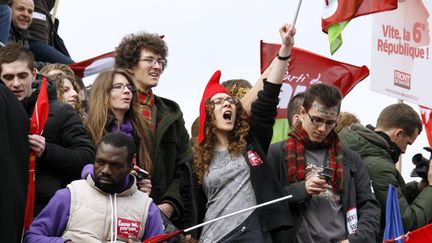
top-left (150, 95), bottom-right (192, 221)
top-left (339, 124), bottom-right (432, 240)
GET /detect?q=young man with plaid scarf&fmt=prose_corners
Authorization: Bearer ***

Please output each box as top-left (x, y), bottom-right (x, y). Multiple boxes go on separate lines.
top-left (114, 32), bottom-right (191, 227)
top-left (268, 83), bottom-right (380, 243)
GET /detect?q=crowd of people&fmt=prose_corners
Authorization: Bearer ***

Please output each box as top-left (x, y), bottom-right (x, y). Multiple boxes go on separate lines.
top-left (1, 1), bottom-right (432, 243)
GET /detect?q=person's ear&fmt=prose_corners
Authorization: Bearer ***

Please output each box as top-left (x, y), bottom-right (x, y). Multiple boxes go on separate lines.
top-left (299, 106), bottom-right (306, 120)
top-left (395, 128), bottom-right (404, 138)
top-left (292, 114), bottom-right (301, 127)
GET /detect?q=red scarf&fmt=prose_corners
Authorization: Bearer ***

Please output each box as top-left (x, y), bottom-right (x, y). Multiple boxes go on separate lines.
top-left (138, 89), bottom-right (155, 132)
top-left (285, 126), bottom-right (344, 193)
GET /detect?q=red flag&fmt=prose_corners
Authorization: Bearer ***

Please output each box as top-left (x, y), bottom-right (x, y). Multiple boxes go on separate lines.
top-left (142, 230), bottom-right (184, 243)
top-left (322, 0), bottom-right (398, 54)
top-left (69, 51), bottom-right (115, 78)
top-left (23, 77), bottom-right (49, 230)
top-left (405, 223), bottom-right (432, 242)
top-left (68, 35), bottom-right (166, 79)
top-left (322, 0), bottom-right (398, 31)
top-left (261, 41), bottom-right (369, 119)
top-left (419, 106), bottom-right (432, 147)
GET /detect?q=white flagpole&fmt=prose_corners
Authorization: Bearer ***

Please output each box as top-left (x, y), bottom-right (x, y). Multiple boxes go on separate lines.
top-left (292, 0), bottom-right (303, 26)
top-left (184, 195), bottom-right (292, 233)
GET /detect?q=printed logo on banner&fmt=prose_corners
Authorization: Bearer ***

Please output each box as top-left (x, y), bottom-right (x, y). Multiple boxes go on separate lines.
top-left (117, 218), bottom-right (141, 240)
top-left (393, 70), bottom-right (411, 90)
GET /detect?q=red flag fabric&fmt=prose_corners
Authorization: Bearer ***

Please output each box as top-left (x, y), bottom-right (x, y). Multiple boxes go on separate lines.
top-left (419, 106), bottom-right (432, 147)
top-left (260, 41), bottom-right (369, 119)
top-left (322, 0), bottom-right (398, 32)
top-left (23, 77), bottom-right (49, 230)
top-left (142, 230), bottom-right (184, 243)
top-left (405, 223), bottom-right (432, 242)
top-left (69, 51), bottom-right (115, 78)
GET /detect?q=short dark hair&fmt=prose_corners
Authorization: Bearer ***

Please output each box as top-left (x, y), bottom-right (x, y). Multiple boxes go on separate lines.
top-left (287, 92), bottom-right (305, 127)
top-left (0, 43), bottom-right (34, 74)
top-left (376, 103), bottom-right (423, 136)
top-left (303, 83), bottom-right (342, 113)
top-left (115, 32), bottom-right (168, 70)
top-left (98, 133), bottom-right (136, 165)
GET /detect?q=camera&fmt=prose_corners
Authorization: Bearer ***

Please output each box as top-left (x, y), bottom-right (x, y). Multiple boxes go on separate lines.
top-left (136, 168), bottom-right (149, 181)
top-left (410, 147), bottom-right (432, 181)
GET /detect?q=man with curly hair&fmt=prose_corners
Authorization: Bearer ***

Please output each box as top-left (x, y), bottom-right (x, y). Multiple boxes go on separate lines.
top-left (115, 32), bottom-right (191, 225)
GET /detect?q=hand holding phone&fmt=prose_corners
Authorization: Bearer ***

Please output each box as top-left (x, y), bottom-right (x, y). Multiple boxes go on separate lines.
top-left (319, 167), bottom-right (334, 184)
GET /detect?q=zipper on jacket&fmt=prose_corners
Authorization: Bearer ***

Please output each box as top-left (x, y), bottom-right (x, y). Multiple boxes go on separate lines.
top-left (220, 226), bottom-right (246, 243)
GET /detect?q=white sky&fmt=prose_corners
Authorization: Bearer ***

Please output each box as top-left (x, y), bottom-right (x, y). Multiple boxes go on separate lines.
top-left (57, 0), bottom-right (429, 181)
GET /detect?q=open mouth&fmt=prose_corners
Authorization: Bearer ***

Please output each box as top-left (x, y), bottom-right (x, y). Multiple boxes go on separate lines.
top-left (223, 111), bottom-right (232, 121)
top-left (149, 72), bottom-right (159, 78)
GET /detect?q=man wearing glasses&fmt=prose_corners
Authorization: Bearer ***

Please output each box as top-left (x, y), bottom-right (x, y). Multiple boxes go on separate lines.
top-left (339, 103), bottom-right (432, 241)
top-left (268, 83), bottom-right (380, 243)
top-left (115, 32), bottom-right (191, 228)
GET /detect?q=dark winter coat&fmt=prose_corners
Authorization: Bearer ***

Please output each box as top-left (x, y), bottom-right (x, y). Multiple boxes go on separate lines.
top-left (150, 95), bottom-right (192, 223)
top-left (268, 138), bottom-right (381, 243)
top-left (339, 124), bottom-right (432, 240)
top-left (0, 83), bottom-right (29, 243)
top-left (22, 79), bottom-right (94, 215)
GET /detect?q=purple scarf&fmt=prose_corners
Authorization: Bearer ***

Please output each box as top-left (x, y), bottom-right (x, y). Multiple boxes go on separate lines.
top-left (110, 119), bottom-right (134, 137)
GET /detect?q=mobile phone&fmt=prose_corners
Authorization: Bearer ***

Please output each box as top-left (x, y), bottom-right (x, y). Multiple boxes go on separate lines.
top-left (136, 168), bottom-right (149, 181)
top-left (319, 167), bottom-right (334, 184)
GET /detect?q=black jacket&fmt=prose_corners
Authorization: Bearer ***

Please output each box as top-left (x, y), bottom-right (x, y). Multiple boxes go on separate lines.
top-left (268, 141), bottom-right (381, 243)
top-left (0, 84), bottom-right (29, 243)
top-left (181, 81), bottom-right (293, 241)
top-left (8, 25), bottom-right (31, 49)
top-left (22, 79), bottom-right (95, 215)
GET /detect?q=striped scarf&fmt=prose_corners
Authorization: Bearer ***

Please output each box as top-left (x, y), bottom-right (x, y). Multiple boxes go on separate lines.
top-left (285, 126), bottom-right (344, 193)
top-left (138, 89), bottom-right (155, 131)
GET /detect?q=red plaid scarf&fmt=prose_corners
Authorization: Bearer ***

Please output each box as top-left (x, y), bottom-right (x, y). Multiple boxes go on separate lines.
top-left (285, 126), bottom-right (344, 193)
top-left (138, 89), bottom-right (155, 131)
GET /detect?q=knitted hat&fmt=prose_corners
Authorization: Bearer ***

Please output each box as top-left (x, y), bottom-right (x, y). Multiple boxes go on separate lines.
top-left (198, 70), bottom-right (231, 144)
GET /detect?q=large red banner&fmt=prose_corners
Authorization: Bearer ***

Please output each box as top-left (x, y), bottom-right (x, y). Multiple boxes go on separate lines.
top-left (260, 41), bottom-right (369, 119)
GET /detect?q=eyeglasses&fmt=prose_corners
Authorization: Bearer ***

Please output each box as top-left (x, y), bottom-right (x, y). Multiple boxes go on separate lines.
top-left (307, 112), bottom-right (337, 128)
top-left (111, 83), bottom-right (136, 92)
top-left (139, 58), bottom-right (167, 68)
top-left (210, 96), bottom-right (237, 105)
top-left (1, 72), bottom-right (30, 81)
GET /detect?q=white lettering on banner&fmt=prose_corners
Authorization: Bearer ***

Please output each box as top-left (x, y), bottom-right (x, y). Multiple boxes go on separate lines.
top-left (282, 71), bottom-right (323, 84)
top-left (277, 71), bottom-right (323, 110)
top-left (277, 83), bottom-right (307, 109)
top-left (346, 207), bottom-right (358, 234)
top-left (117, 218), bottom-right (141, 240)
top-left (393, 70), bottom-right (411, 90)
top-left (371, 0), bottom-right (432, 108)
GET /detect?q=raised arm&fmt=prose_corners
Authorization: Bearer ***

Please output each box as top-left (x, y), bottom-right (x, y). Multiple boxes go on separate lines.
top-left (241, 23), bottom-right (296, 114)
